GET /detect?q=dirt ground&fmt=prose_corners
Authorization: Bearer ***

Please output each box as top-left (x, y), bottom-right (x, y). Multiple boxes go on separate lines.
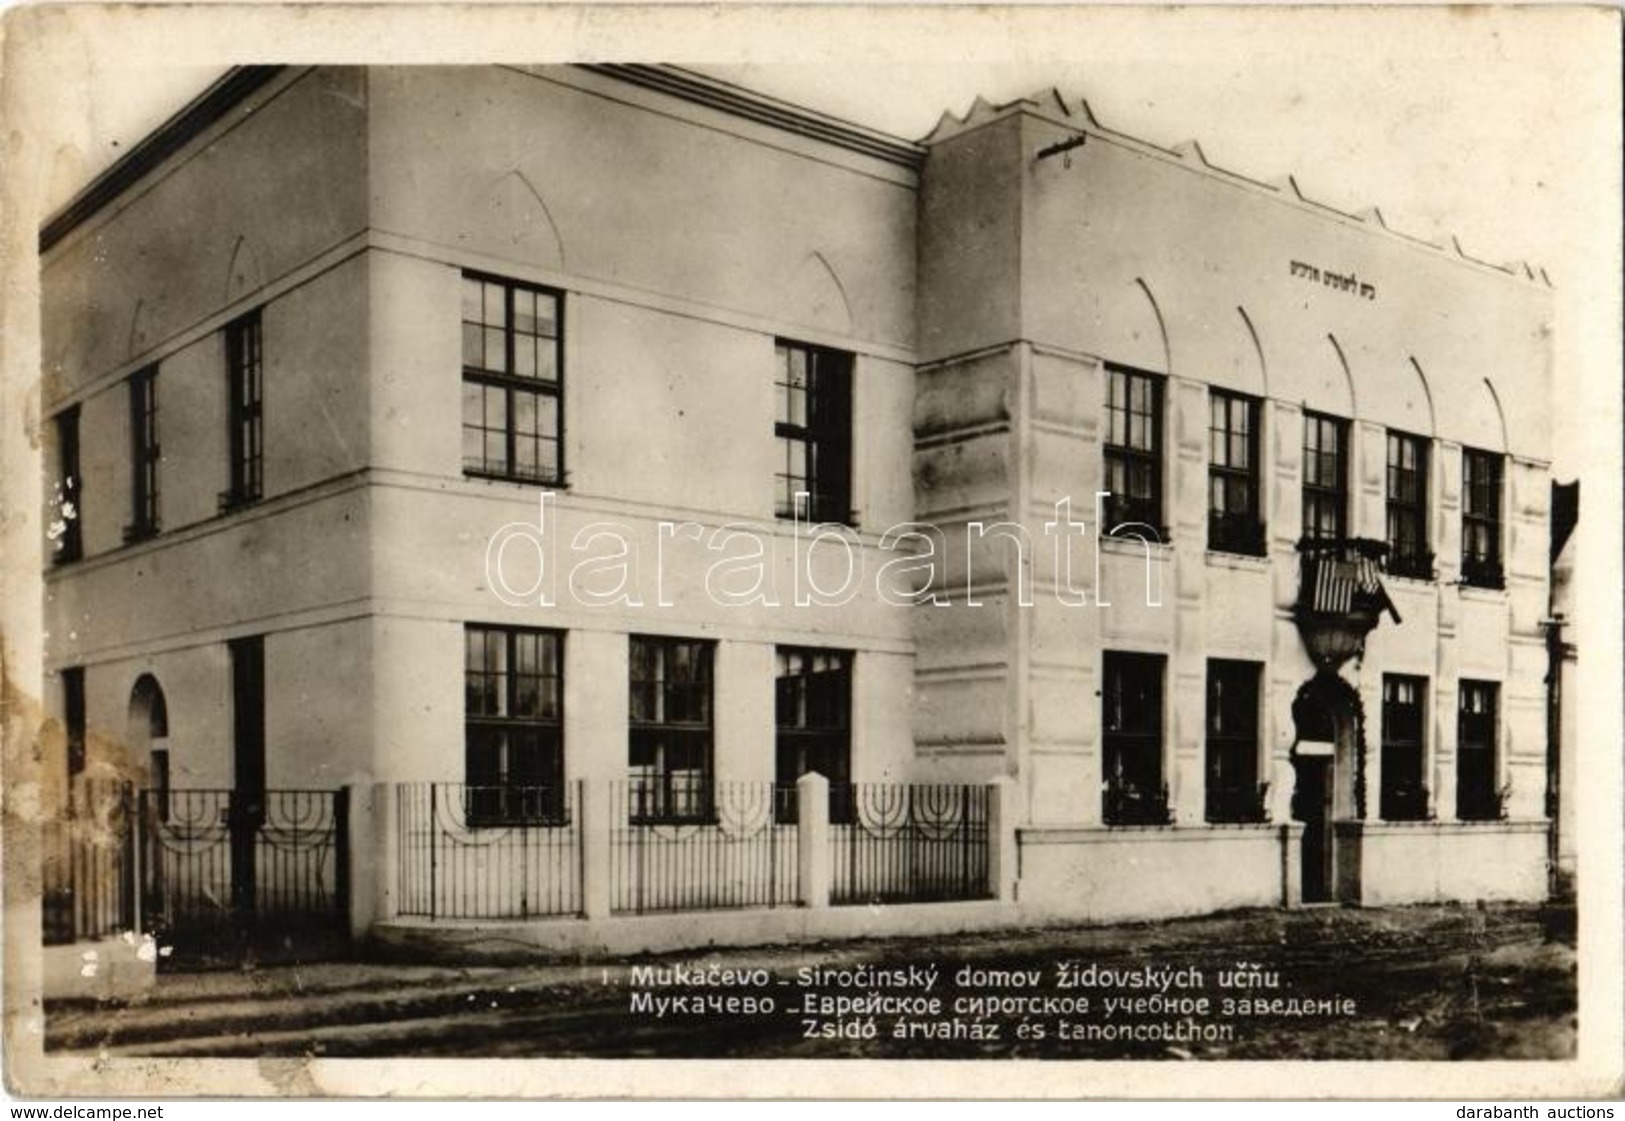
top-left (47, 901), bottom-right (1575, 1060)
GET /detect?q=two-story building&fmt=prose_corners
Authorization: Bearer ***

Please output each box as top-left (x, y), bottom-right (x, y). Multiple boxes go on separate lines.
top-left (39, 65), bottom-right (1557, 957)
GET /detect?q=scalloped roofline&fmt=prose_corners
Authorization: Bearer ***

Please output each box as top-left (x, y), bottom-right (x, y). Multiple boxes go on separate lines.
top-left (40, 65), bottom-right (1552, 289)
top-left (921, 85), bottom-right (1553, 290)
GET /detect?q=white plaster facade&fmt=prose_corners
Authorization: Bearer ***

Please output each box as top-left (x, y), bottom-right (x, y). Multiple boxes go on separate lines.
top-left (41, 66), bottom-right (1559, 938)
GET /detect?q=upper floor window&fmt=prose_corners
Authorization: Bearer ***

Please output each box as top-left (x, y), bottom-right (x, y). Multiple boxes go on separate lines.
top-left (223, 310), bottom-right (263, 511)
top-left (52, 407), bottom-right (82, 564)
top-left (775, 647), bottom-right (852, 823)
top-left (1380, 674), bottom-right (1429, 821)
top-left (774, 340), bottom-right (852, 524)
top-left (1103, 365), bottom-right (1164, 532)
top-left (126, 366), bottom-right (160, 542)
top-left (1385, 431), bottom-right (1431, 579)
top-left (465, 625), bottom-right (564, 823)
top-left (1205, 659), bottom-right (1264, 823)
top-left (629, 636), bottom-right (714, 822)
top-left (462, 274), bottom-right (563, 485)
top-left (1457, 680), bottom-right (1501, 821)
top-left (1461, 448), bottom-right (1504, 589)
top-left (1102, 651), bottom-right (1169, 826)
top-left (1301, 411), bottom-right (1348, 543)
top-left (1208, 390), bottom-right (1264, 555)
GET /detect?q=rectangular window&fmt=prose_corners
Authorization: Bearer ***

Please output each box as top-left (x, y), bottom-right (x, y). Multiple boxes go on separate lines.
top-left (126, 366), bottom-right (160, 542)
top-left (1385, 431), bottom-right (1431, 578)
top-left (464, 625), bottom-right (564, 823)
top-left (1461, 448), bottom-right (1504, 588)
top-left (1302, 411), bottom-right (1348, 542)
top-left (1103, 365), bottom-right (1164, 531)
top-left (1457, 680), bottom-right (1500, 821)
top-left (1208, 390), bottom-right (1264, 555)
top-left (1380, 674), bottom-right (1428, 821)
top-left (775, 647), bottom-right (852, 823)
top-left (62, 667), bottom-right (85, 778)
top-left (774, 340), bottom-right (852, 524)
top-left (224, 311), bottom-right (263, 510)
top-left (629, 636), bottom-right (714, 822)
top-left (462, 274), bottom-right (563, 485)
top-left (52, 407), bottom-right (82, 564)
top-left (1205, 660), bottom-right (1263, 823)
top-left (1102, 651), bottom-right (1168, 825)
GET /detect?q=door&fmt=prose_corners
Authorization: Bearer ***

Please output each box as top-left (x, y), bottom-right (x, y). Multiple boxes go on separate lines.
top-left (1296, 756), bottom-right (1335, 903)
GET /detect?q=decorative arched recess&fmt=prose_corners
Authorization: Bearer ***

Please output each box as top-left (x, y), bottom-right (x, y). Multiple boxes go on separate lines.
top-left (781, 250), bottom-right (854, 337)
top-left (126, 673), bottom-right (169, 753)
top-left (1359, 354), bottom-right (1436, 437)
top-left (1296, 332), bottom-right (1356, 417)
top-left (1450, 377), bottom-right (1510, 452)
top-left (225, 235), bottom-right (267, 303)
top-left (1406, 358), bottom-right (1438, 437)
top-left (128, 298), bottom-right (158, 360)
top-left (470, 170), bottom-right (567, 272)
top-left (1232, 306), bottom-right (1270, 397)
top-left (1132, 277), bottom-right (1173, 375)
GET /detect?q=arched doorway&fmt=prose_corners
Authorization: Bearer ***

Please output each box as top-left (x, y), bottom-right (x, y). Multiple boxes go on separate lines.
top-left (127, 674), bottom-right (170, 811)
top-left (1290, 672), bottom-right (1364, 903)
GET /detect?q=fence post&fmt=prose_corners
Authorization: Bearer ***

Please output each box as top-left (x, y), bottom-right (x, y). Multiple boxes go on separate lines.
top-left (797, 772), bottom-right (830, 909)
top-left (580, 779), bottom-right (612, 919)
top-left (987, 776), bottom-right (1018, 902)
top-left (368, 782), bottom-right (399, 927)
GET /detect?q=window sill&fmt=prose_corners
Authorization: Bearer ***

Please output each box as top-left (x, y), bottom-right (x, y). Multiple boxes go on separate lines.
top-left (1098, 533), bottom-right (1172, 558)
top-left (122, 524), bottom-right (160, 546)
top-left (1204, 549), bottom-right (1270, 572)
top-left (218, 491), bottom-right (262, 515)
top-left (1458, 583), bottom-right (1509, 603)
top-left (464, 470), bottom-right (569, 490)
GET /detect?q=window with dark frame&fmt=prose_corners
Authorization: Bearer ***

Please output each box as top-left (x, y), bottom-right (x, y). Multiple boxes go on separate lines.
top-left (1457, 680), bottom-right (1500, 821)
top-left (1301, 411), bottom-right (1349, 543)
top-left (774, 340), bottom-right (852, 525)
top-left (774, 647), bottom-right (852, 823)
top-left (62, 667), bottom-right (85, 779)
top-left (1102, 651), bottom-right (1169, 826)
top-left (1380, 674), bottom-right (1429, 821)
top-left (464, 625), bottom-right (564, 824)
top-left (462, 274), bottom-right (563, 485)
top-left (53, 407), bottom-right (82, 564)
top-left (1461, 448), bottom-right (1504, 588)
top-left (1208, 390), bottom-right (1264, 555)
top-left (1205, 660), bottom-right (1264, 823)
top-left (223, 311), bottom-right (263, 510)
top-left (1103, 365), bottom-right (1164, 532)
top-left (629, 636), bottom-right (714, 822)
top-left (126, 366), bottom-right (160, 542)
top-left (1385, 431), bottom-right (1431, 578)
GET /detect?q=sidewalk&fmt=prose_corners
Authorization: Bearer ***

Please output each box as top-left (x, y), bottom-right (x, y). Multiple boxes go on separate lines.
top-left (44, 901), bottom-right (1575, 1060)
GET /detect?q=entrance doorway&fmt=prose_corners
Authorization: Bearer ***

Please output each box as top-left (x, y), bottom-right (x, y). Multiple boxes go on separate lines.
top-left (1290, 673), bottom-right (1362, 904)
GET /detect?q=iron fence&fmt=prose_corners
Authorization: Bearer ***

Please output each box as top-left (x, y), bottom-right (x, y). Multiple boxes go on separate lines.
top-left (831, 783), bottom-right (990, 905)
top-left (41, 781), bottom-right (136, 945)
top-left (611, 781), bottom-right (799, 914)
top-left (396, 783), bottom-right (582, 919)
top-left (139, 788), bottom-right (347, 939)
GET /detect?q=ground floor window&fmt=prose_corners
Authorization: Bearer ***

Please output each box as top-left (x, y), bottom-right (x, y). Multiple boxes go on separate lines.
top-left (464, 625), bottom-right (564, 823)
top-left (1102, 651), bottom-right (1168, 825)
top-left (1380, 674), bottom-right (1428, 821)
top-left (1205, 659), bottom-right (1264, 823)
top-left (629, 635), bottom-right (714, 822)
top-left (1457, 680), bottom-right (1500, 821)
top-left (774, 647), bottom-right (852, 822)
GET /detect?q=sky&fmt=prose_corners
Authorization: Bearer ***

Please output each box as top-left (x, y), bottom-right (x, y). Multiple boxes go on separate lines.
top-left (19, 6), bottom-right (1620, 482)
